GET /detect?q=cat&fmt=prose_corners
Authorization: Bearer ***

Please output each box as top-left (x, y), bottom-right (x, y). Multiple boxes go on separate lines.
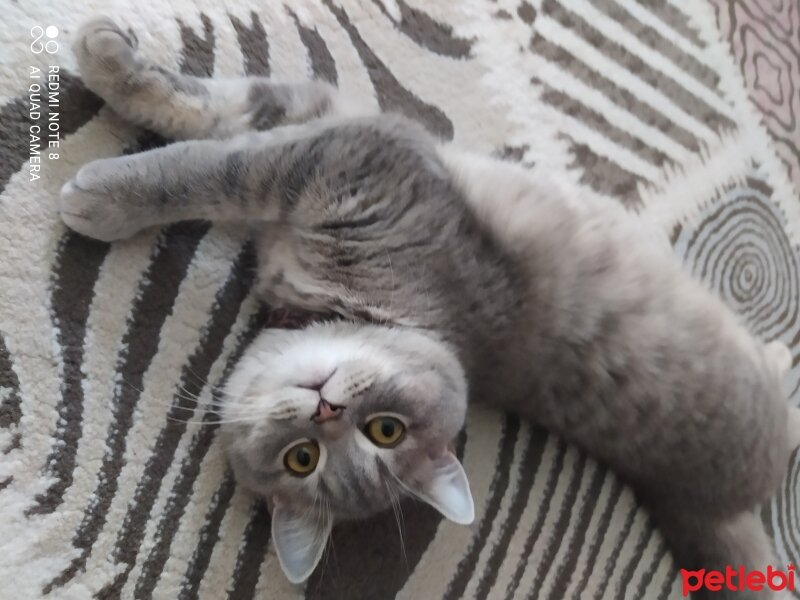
top-left (60, 16), bottom-right (800, 596)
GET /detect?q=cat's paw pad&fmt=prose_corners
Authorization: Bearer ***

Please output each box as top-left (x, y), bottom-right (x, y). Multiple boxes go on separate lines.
top-left (74, 16), bottom-right (138, 80)
top-left (59, 163), bottom-right (139, 242)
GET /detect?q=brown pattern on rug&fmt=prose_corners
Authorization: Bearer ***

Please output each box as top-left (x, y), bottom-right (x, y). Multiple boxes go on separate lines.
top-left (711, 0), bottom-right (800, 190)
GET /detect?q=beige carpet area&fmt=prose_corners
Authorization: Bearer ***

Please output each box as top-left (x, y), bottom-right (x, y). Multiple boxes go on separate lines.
top-left (1, 0), bottom-right (798, 598)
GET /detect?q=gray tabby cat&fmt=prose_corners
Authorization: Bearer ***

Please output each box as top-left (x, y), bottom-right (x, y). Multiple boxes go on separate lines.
top-left (62, 17), bottom-right (800, 597)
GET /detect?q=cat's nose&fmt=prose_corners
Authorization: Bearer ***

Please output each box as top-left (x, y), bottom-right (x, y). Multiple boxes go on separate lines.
top-left (312, 398), bottom-right (344, 423)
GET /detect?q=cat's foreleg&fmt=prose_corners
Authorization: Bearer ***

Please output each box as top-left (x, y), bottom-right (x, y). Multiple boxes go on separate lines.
top-left (59, 114), bottom-right (417, 242)
top-left (73, 16), bottom-right (352, 140)
top-left (59, 130), bottom-right (283, 240)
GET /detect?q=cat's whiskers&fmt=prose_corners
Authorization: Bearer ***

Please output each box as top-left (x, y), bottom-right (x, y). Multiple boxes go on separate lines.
top-left (383, 465), bottom-right (415, 516)
top-left (184, 366), bottom-right (232, 394)
top-left (122, 377), bottom-right (224, 415)
top-left (313, 489), bottom-right (332, 581)
top-left (323, 495), bottom-right (336, 569)
top-left (392, 478), bottom-right (407, 543)
top-left (118, 379), bottom-right (287, 427)
top-left (165, 414), bottom-right (266, 426)
top-left (382, 471), bottom-right (408, 566)
top-left (264, 409), bottom-right (298, 421)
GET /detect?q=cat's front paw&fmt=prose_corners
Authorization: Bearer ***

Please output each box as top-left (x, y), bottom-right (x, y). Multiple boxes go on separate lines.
top-left (74, 16), bottom-right (139, 88)
top-left (59, 162), bottom-right (142, 242)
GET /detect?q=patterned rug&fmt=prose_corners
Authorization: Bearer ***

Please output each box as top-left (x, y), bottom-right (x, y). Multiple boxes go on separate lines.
top-left (1, 1), bottom-right (798, 598)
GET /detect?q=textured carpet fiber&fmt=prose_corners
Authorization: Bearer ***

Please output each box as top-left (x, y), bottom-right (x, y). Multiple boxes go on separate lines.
top-left (1, 1), bottom-right (798, 598)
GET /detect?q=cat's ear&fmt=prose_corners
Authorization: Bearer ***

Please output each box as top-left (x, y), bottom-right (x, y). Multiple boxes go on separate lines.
top-left (271, 499), bottom-right (332, 584)
top-left (408, 451), bottom-right (474, 525)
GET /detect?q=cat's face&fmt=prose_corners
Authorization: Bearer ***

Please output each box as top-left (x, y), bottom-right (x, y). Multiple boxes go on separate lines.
top-left (220, 322), bottom-right (473, 583)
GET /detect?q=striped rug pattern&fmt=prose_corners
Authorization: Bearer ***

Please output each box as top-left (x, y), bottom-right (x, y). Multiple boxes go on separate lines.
top-left (1, 1), bottom-right (798, 598)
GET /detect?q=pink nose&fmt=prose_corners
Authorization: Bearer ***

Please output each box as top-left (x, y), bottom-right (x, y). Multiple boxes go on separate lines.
top-left (312, 398), bottom-right (344, 423)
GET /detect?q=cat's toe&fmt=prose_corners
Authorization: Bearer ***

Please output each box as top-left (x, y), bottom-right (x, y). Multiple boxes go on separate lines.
top-left (74, 16), bottom-right (138, 78)
top-left (59, 166), bottom-right (136, 242)
top-left (59, 178), bottom-right (109, 241)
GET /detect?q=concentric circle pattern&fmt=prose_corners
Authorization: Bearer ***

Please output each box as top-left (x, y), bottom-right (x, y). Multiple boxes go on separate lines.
top-left (675, 178), bottom-right (800, 342)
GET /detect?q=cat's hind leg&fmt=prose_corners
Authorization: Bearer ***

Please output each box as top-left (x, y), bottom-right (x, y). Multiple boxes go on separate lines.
top-left (73, 16), bottom-right (349, 140)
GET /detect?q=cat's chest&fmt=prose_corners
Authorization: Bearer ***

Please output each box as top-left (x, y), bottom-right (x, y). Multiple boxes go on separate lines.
top-left (252, 224), bottom-right (398, 323)
top-left (253, 224), bottom-right (333, 312)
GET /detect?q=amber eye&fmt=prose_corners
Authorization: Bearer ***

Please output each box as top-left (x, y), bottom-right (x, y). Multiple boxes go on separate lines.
top-left (365, 416), bottom-right (406, 448)
top-left (284, 441), bottom-right (320, 476)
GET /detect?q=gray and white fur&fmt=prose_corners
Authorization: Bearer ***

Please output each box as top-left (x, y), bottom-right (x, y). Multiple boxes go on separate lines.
top-left (61, 17), bottom-right (799, 596)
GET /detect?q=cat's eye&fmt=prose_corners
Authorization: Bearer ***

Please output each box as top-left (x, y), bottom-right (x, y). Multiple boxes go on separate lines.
top-left (364, 416), bottom-right (406, 448)
top-left (283, 441), bottom-right (320, 476)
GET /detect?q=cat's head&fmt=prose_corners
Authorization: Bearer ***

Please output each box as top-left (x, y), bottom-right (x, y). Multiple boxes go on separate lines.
top-left (220, 321), bottom-right (473, 583)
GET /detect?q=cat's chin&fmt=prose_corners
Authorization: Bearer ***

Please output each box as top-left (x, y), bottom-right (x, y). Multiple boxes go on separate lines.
top-left (263, 306), bottom-right (340, 330)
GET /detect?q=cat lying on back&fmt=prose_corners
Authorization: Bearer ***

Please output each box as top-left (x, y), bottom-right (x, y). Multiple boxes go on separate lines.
top-left (61, 17), bottom-right (800, 597)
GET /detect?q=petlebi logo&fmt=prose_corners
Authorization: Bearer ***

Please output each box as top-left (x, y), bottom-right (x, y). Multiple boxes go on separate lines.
top-left (681, 565), bottom-right (796, 596)
top-left (28, 24), bottom-right (61, 182)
